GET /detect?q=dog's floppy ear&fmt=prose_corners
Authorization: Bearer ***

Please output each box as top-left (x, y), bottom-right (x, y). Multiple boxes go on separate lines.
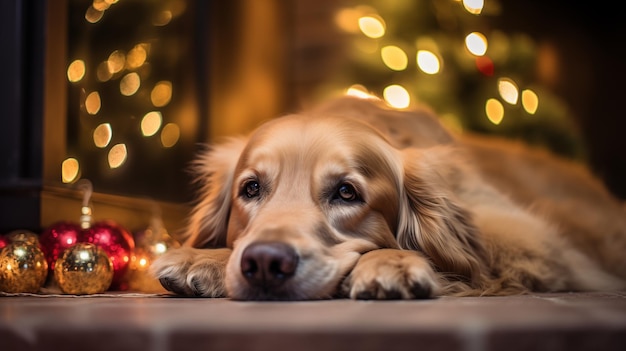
top-left (184, 137), bottom-right (247, 248)
top-left (397, 147), bottom-right (487, 287)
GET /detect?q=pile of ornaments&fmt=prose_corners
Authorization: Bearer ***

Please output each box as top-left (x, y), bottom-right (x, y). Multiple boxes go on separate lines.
top-left (0, 215), bottom-right (178, 295)
top-left (0, 180), bottom-right (179, 295)
top-left (0, 216), bottom-right (135, 295)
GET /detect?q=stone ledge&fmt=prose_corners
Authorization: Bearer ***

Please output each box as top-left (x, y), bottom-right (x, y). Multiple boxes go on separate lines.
top-left (1, 291), bottom-right (625, 351)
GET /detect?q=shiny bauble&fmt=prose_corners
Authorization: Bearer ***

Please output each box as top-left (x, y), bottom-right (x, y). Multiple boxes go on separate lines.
top-left (127, 224), bottom-right (179, 293)
top-left (0, 242), bottom-right (48, 293)
top-left (54, 243), bottom-right (113, 295)
top-left (39, 222), bottom-right (81, 272)
top-left (6, 230), bottom-right (40, 246)
top-left (80, 220), bottom-right (134, 290)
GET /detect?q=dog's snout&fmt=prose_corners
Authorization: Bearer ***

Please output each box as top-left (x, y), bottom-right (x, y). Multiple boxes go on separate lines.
top-left (241, 242), bottom-right (298, 287)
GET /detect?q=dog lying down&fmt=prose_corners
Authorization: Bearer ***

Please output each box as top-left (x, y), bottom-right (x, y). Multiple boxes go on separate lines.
top-left (152, 96), bottom-right (626, 300)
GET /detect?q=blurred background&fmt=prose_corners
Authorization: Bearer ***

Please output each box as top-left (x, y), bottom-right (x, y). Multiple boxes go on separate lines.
top-left (1, 0), bottom-right (625, 233)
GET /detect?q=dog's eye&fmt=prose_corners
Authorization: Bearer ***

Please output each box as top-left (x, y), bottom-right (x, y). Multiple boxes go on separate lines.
top-left (244, 180), bottom-right (261, 198)
top-left (336, 183), bottom-right (358, 202)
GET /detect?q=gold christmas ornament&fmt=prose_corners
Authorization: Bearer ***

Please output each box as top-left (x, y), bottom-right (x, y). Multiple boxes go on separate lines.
top-left (6, 230), bottom-right (40, 245)
top-left (54, 243), bottom-right (114, 295)
top-left (0, 242), bottom-right (48, 293)
top-left (127, 217), bottom-right (180, 293)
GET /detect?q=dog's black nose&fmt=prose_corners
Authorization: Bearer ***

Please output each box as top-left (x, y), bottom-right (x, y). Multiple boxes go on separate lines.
top-left (240, 242), bottom-right (298, 287)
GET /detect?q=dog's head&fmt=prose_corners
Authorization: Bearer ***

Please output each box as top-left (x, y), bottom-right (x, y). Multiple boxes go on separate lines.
top-left (185, 100), bottom-right (485, 300)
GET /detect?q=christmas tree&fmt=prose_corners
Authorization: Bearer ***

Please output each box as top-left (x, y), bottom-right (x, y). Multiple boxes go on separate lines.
top-left (324, 0), bottom-right (585, 159)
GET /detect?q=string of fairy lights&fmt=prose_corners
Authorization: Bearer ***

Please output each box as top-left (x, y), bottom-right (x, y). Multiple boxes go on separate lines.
top-left (337, 0), bottom-right (540, 128)
top-left (61, 0), bottom-right (183, 184)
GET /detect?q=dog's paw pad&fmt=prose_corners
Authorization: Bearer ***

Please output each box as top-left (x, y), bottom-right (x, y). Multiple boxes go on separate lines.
top-left (352, 281), bottom-right (410, 300)
top-left (410, 282), bottom-right (432, 299)
top-left (159, 277), bottom-right (188, 295)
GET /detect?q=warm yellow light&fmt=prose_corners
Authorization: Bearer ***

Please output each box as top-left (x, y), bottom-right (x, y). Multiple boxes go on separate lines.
top-left (381, 46), bottom-right (408, 71)
top-left (161, 123), bottom-right (180, 148)
top-left (358, 16), bottom-right (385, 39)
top-left (383, 85), bottom-right (410, 109)
top-left (485, 98), bottom-right (504, 125)
top-left (85, 92), bottom-right (101, 115)
top-left (141, 112), bottom-right (162, 137)
top-left (107, 50), bottom-right (126, 74)
top-left (498, 78), bottom-right (519, 105)
top-left (108, 144), bottom-right (127, 169)
top-left (93, 123), bottom-right (112, 148)
top-left (61, 158), bottom-right (80, 183)
top-left (67, 60), bottom-right (86, 83)
top-left (153, 10), bottom-right (173, 26)
top-left (97, 61), bottom-right (112, 82)
top-left (79, 250), bottom-right (90, 260)
top-left (334, 8), bottom-right (361, 33)
top-left (465, 32), bottom-right (488, 56)
top-left (416, 50), bottom-right (440, 74)
top-left (462, 0), bottom-right (484, 15)
top-left (522, 89), bottom-right (539, 114)
top-left (120, 73), bottom-right (141, 96)
top-left (126, 44), bottom-right (147, 69)
top-left (85, 6), bottom-right (104, 23)
top-left (92, 0), bottom-right (111, 11)
top-left (151, 81), bottom-right (172, 107)
top-left (345, 84), bottom-right (376, 99)
top-left (154, 242), bottom-right (167, 254)
top-left (139, 258), bottom-right (148, 267)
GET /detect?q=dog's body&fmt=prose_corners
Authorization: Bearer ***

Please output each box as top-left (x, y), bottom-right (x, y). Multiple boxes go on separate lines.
top-left (152, 97), bottom-right (626, 300)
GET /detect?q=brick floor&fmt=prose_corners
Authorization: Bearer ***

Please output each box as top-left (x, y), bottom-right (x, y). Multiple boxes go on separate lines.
top-left (1, 291), bottom-right (626, 351)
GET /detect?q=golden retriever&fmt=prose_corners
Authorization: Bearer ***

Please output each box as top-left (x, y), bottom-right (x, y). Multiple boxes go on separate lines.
top-left (151, 97), bottom-right (626, 300)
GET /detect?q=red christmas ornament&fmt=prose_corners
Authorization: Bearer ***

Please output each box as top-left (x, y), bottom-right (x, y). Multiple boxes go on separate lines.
top-left (43, 180), bottom-right (135, 291)
top-left (0, 235), bottom-right (9, 250)
top-left (80, 220), bottom-right (134, 290)
top-left (39, 221), bottom-right (81, 272)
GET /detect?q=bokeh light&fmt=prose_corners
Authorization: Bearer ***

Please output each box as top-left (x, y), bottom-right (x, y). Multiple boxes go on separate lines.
top-left (462, 0), bottom-right (484, 15)
top-left (485, 98), bottom-right (504, 125)
top-left (107, 50), bottom-right (126, 74)
top-left (153, 10), bottom-right (173, 26)
top-left (498, 78), bottom-right (519, 105)
top-left (126, 44), bottom-right (148, 69)
top-left (522, 89), bottom-right (539, 114)
top-left (61, 158), bottom-right (80, 183)
top-left (97, 61), bottom-right (113, 82)
top-left (345, 84), bottom-right (376, 99)
top-left (358, 16), bottom-right (385, 39)
top-left (85, 6), bottom-right (104, 23)
top-left (383, 84), bottom-right (410, 109)
top-left (161, 123), bottom-right (181, 148)
top-left (335, 7), bottom-right (361, 33)
top-left (93, 123), bottom-right (112, 148)
top-left (120, 72), bottom-right (141, 96)
top-left (108, 144), bottom-right (128, 169)
top-left (141, 111), bottom-right (162, 137)
top-left (381, 46), bottom-right (408, 71)
top-left (465, 32), bottom-right (488, 56)
top-left (85, 92), bottom-right (101, 115)
top-left (151, 81), bottom-right (172, 107)
top-left (67, 60), bottom-right (86, 83)
top-left (416, 50), bottom-right (440, 74)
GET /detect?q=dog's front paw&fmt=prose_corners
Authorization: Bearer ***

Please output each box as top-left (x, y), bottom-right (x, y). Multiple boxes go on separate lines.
top-left (342, 249), bottom-right (440, 300)
top-left (150, 247), bottom-right (232, 297)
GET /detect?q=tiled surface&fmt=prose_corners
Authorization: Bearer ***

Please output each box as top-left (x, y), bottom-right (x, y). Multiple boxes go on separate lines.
top-left (1, 291), bottom-right (626, 351)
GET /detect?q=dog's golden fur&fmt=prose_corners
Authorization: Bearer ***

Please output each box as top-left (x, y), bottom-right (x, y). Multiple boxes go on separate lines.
top-left (152, 97), bottom-right (626, 300)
